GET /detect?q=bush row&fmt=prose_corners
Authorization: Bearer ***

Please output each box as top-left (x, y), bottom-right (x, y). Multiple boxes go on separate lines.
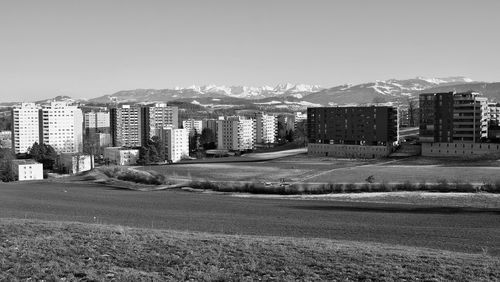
top-left (189, 180), bottom-right (500, 195)
top-left (99, 166), bottom-right (166, 185)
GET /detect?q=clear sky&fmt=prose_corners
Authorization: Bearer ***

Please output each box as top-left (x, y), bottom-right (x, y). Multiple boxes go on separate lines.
top-left (1, 0), bottom-right (499, 101)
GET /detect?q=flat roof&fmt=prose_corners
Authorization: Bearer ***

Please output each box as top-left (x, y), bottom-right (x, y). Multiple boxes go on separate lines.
top-left (11, 159), bottom-right (41, 165)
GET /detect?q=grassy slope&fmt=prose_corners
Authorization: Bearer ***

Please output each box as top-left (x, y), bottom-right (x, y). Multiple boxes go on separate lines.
top-left (1, 219), bottom-right (499, 281)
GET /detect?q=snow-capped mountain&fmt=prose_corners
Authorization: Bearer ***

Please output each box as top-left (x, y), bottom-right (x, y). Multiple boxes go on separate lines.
top-left (303, 76), bottom-right (480, 105)
top-left (88, 83), bottom-right (324, 103)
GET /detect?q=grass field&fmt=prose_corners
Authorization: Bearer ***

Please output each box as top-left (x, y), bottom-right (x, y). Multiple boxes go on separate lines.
top-left (1, 219), bottom-right (499, 281)
top-left (137, 154), bottom-right (500, 186)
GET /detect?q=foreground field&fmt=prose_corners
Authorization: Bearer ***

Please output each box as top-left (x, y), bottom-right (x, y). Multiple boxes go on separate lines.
top-left (1, 182), bottom-right (499, 256)
top-left (1, 219), bottom-right (498, 281)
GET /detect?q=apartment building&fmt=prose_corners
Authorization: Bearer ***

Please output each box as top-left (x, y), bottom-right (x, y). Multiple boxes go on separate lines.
top-left (182, 119), bottom-right (203, 136)
top-left (307, 106), bottom-right (399, 158)
top-left (419, 91), bottom-right (495, 157)
top-left (40, 102), bottom-right (83, 153)
top-left (419, 91), bottom-right (488, 144)
top-left (255, 113), bottom-right (277, 144)
top-left (103, 147), bottom-right (139, 165)
top-left (110, 105), bottom-right (143, 147)
top-left (217, 116), bottom-right (256, 151)
top-left (156, 128), bottom-right (189, 163)
top-left (143, 103), bottom-right (178, 142)
top-left (11, 103), bottom-right (40, 154)
top-left (294, 112), bottom-right (307, 130)
top-left (11, 159), bottom-right (43, 181)
top-left (84, 111), bottom-right (110, 130)
top-left (488, 103), bottom-right (500, 140)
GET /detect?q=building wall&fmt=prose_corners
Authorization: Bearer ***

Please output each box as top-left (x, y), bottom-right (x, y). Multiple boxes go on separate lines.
top-left (103, 147), bottom-right (139, 165)
top-left (307, 106), bottom-right (399, 146)
top-left (202, 119), bottom-right (218, 144)
top-left (40, 102), bottom-right (83, 153)
top-left (110, 105), bottom-right (142, 147)
top-left (255, 113), bottom-right (277, 144)
top-left (146, 104), bottom-right (178, 141)
top-left (157, 128), bottom-right (189, 162)
top-left (421, 142), bottom-right (500, 157)
top-left (182, 119), bottom-right (203, 136)
top-left (217, 117), bottom-right (255, 151)
top-left (12, 103), bottom-right (40, 154)
top-left (0, 130), bottom-right (12, 149)
top-left (11, 161), bottom-right (43, 181)
top-left (308, 144), bottom-right (393, 158)
top-left (59, 153), bottom-right (92, 174)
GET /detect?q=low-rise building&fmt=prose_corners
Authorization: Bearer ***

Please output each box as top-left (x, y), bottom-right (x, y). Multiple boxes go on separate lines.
top-left (103, 147), bottom-right (139, 165)
top-left (11, 159), bottom-right (43, 181)
top-left (58, 153), bottom-right (92, 174)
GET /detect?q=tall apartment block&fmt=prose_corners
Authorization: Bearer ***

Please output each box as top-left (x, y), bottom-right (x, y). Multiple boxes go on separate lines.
top-left (182, 119), bottom-right (202, 136)
top-left (156, 128), bottom-right (189, 163)
top-left (84, 111), bottom-right (110, 133)
top-left (40, 102), bottom-right (83, 153)
top-left (217, 116), bottom-right (256, 151)
top-left (419, 91), bottom-right (488, 144)
top-left (255, 113), bottom-right (277, 144)
top-left (111, 104), bottom-right (179, 148)
top-left (419, 91), bottom-right (497, 157)
top-left (12, 103), bottom-right (40, 154)
top-left (307, 106), bottom-right (399, 158)
top-left (143, 103), bottom-right (178, 143)
top-left (110, 105), bottom-right (143, 147)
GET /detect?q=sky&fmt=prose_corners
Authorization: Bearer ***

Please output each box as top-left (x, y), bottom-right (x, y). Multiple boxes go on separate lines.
top-left (1, 0), bottom-right (499, 102)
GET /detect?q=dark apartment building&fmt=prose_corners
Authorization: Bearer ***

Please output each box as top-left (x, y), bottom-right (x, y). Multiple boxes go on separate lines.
top-left (419, 91), bottom-right (488, 143)
top-left (307, 106), bottom-right (399, 146)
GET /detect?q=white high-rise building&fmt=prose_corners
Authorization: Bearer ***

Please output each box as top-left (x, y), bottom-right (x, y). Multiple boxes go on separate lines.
top-left (12, 103), bottom-right (40, 154)
top-left (40, 102), bottom-right (83, 153)
top-left (182, 119), bottom-right (203, 136)
top-left (255, 113), bottom-right (277, 144)
top-left (156, 128), bottom-right (189, 163)
top-left (217, 116), bottom-right (256, 151)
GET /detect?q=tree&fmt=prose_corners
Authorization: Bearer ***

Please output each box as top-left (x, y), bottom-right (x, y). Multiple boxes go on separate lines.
top-left (407, 97), bottom-right (418, 127)
top-left (137, 136), bottom-right (166, 165)
top-left (137, 146), bottom-right (151, 165)
top-left (0, 148), bottom-right (15, 182)
top-left (294, 120), bottom-right (307, 146)
top-left (28, 142), bottom-right (57, 170)
top-left (189, 129), bottom-right (200, 153)
top-left (199, 128), bottom-right (216, 149)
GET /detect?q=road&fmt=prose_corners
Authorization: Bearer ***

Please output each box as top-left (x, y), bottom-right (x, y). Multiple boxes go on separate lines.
top-left (1, 182), bottom-right (499, 256)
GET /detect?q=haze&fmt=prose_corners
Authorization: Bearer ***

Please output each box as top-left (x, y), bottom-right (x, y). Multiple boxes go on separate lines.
top-left (1, 0), bottom-right (499, 102)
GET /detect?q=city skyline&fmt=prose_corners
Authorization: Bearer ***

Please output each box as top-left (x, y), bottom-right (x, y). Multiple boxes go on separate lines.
top-left (1, 0), bottom-right (500, 102)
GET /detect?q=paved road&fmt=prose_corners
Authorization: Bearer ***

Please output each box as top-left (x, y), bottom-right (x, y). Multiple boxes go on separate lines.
top-left (1, 182), bottom-right (499, 256)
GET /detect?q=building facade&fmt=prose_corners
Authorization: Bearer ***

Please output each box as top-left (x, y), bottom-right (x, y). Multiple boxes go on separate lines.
top-left (217, 116), bottom-right (256, 151)
top-left (143, 103), bottom-right (178, 142)
top-left (11, 103), bottom-right (40, 154)
top-left (103, 147), bottom-right (140, 165)
top-left (40, 102), bottom-right (83, 153)
top-left (58, 153), bottom-right (92, 174)
top-left (419, 91), bottom-right (488, 144)
top-left (182, 119), bottom-right (203, 136)
top-left (156, 128), bottom-right (189, 163)
top-left (307, 106), bottom-right (399, 158)
top-left (255, 113), bottom-right (277, 144)
top-left (110, 105), bottom-right (143, 147)
top-left (11, 159), bottom-right (43, 181)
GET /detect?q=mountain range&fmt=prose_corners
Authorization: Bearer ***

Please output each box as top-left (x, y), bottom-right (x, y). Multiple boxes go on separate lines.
top-left (3, 77), bottom-right (500, 111)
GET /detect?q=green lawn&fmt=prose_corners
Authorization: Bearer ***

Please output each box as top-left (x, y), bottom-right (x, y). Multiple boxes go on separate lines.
top-left (1, 219), bottom-right (499, 281)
